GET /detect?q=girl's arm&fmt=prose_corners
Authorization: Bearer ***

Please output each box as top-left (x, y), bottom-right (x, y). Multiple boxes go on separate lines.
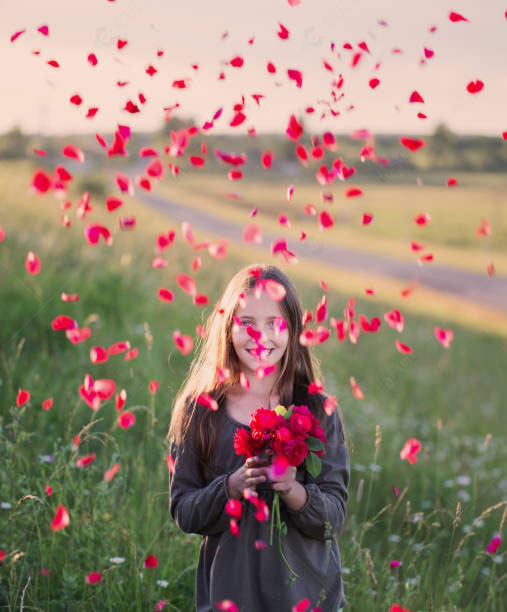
top-left (283, 404), bottom-right (350, 542)
top-left (169, 435), bottom-right (232, 537)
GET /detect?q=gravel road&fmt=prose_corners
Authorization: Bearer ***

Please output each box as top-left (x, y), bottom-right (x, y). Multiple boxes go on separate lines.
top-left (137, 189), bottom-right (507, 314)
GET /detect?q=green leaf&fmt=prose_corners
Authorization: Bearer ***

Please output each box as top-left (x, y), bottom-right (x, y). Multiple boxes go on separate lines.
top-left (284, 406), bottom-right (293, 421)
top-left (306, 436), bottom-right (325, 452)
top-left (274, 405), bottom-right (288, 417)
top-left (305, 453), bottom-right (322, 478)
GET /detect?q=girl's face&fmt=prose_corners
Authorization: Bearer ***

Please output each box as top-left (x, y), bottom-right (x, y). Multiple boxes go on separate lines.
top-left (231, 290), bottom-right (289, 376)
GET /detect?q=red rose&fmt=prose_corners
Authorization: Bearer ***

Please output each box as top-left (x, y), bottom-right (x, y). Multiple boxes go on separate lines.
top-left (250, 407), bottom-right (279, 440)
top-left (275, 437), bottom-right (309, 467)
top-left (275, 426), bottom-right (292, 442)
top-left (289, 413), bottom-right (313, 438)
top-left (292, 405), bottom-right (312, 418)
top-left (234, 428), bottom-right (265, 458)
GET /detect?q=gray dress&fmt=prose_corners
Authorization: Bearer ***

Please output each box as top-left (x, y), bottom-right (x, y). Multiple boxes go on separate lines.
top-left (169, 384), bottom-right (350, 612)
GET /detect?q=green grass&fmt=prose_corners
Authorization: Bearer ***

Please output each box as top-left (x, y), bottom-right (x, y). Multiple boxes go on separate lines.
top-left (0, 160), bottom-right (505, 611)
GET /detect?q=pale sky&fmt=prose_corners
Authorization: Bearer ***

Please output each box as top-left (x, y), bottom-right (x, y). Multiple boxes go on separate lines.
top-left (2, 0), bottom-right (507, 136)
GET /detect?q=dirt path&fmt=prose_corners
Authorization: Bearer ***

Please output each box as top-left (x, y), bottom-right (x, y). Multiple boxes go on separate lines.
top-left (135, 187), bottom-right (507, 314)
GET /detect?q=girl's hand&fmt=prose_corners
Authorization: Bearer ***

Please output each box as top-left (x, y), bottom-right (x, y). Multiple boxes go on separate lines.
top-left (226, 455), bottom-right (270, 499)
top-left (265, 448), bottom-right (297, 496)
top-left (268, 465), bottom-right (297, 495)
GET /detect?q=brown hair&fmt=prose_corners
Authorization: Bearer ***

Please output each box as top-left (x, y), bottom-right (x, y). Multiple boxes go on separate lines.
top-left (167, 263), bottom-right (341, 480)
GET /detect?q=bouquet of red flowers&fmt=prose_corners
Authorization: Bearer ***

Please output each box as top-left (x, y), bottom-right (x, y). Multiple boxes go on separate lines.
top-left (233, 403), bottom-right (327, 581)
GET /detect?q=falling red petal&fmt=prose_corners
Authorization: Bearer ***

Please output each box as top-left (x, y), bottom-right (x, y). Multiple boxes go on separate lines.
top-left (395, 340), bottom-right (413, 354)
top-left (466, 80), bottom-right (484, 94)
top-left (70, 94), bottom-right (82, 106)
top-left (277, 23), bottom-right (290, 40)
top-left (51, 504), bottom-right (70, 531)
top-left (409, 91), bottom-right (424, 103)
top-left (400, 137), bottom-right (425, 152)
top-left (62, 144), bottom-right (84, 163)
top-left (16, 388), bottom-right (30, 407)
top-left (287, 69), bottom-right (303, 88)
top-left (10, 30), bottom-right (26, 42)
top-left (25, 251), bottom-right (41, 274)
top-left (345, 187), bottom-right (363, 197)
top-left (449, 11), bottom-right (469, 22)
top-left (230, 56), bottom-right (244, 68)
top-left (286, 115), bottom-right (303, 141)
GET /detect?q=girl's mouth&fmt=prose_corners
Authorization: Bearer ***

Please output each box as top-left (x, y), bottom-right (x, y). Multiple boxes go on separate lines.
top-left (246, 348), bottom-right (274, 357)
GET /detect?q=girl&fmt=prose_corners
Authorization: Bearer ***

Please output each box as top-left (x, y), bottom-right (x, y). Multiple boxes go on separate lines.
top-left (168, 263), bottom-right (350, 611)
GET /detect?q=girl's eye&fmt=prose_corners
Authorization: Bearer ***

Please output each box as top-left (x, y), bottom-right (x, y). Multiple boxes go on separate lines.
top-left (241, 320), bottom-right (275, 327)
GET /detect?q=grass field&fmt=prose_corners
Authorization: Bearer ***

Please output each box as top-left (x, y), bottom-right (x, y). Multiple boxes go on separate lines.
top-left (0, 159), bottom-right (505, 611)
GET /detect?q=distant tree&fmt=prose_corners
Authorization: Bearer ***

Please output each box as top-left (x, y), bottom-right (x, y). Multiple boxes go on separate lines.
top-left (0, 125), bottom-right (29, 159)
top-left (427, 123), bottom-right (459, 168)
top-left (158, 114), bottom-right (196, 139)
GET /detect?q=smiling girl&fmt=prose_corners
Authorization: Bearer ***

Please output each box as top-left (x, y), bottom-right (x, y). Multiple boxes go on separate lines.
top-left (168, 263), bottom-right (350, 611)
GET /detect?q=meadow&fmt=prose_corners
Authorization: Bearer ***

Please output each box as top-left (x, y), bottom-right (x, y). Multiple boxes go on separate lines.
top-left (0, 159), bottom-right (505, 611)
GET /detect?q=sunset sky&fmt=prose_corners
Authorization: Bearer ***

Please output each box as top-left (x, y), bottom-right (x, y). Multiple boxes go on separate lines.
top-left (2, 0), bottom-right (506, 136)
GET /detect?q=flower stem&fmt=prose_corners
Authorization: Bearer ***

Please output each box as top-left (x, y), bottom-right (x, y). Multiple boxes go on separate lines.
top-left (270, 492), bottom-right (299, 580)
top-left (269, 492), bottom-right (276, 546)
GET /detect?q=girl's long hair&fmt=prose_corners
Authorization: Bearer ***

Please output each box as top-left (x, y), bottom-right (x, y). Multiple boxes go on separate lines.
top-left (167, 263), bottom-right (335, 481)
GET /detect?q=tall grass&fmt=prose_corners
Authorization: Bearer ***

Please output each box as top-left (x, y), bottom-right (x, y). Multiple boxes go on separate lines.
top-left (0, 162), bottom-right (505, 610)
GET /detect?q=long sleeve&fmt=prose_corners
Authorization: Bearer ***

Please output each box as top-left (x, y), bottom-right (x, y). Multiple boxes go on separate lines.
top-left (284, 404), bottom-right (350, 541)
top-left (169, 434), bottom-right (232, 537)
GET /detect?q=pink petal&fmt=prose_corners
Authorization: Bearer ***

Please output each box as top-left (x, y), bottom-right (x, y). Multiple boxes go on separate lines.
top-left (51, 315), bottom-right (77, 331)
top-left (487, 535), bottom-right (501, 555)
top-left (84, 224), bottom-right (113, 246)
top-left (90, 347), bottom-right (109, 364)
top-left (118, 411), bottom-right (136, 429)
top-left (409, 91), bottom-right (424, 103)
top-left (158, 288), bottom-right (174, 303)
top-left (287, 69), bottom-right (303, 88)
top-left (230, 56), bottom-right (244, 68)
top-left (292, 599), bottom-right (310, 612)
top-left (400, 137), bottom-right (425, 152)
top-left (286, 115), bottom-right (303, 141)
top-left (216, 601), bottom-right (239, 612)
top-left (115, 173), bottom-right (134, 195)
top-left (466, 79), bottom-right (484, 94)
top-left (277, 23), bottom-right (289, 39)
top-left (395, 340), bottom-right (412, 354)
top-left (261, 151), bottom-right (273, 169)
top-left (16, 388), bottom-right (30, 407)
top-left (62, 144), bottom-right (84, 163)
top-left (173, 330), bottom-right (193, 355)
top-left (319, 210), bottom-right (334, 230)
top-left (51, 504), bottom-right (70, 531)
top-left (196, 393), bottom-right (218, 411)
top-left (70, 94), bottom-right (82, 106)
top-left (10, 30), bottom-right (26, 43)
top-left (449, 11), bottom-right (469, 23)
top-left (65, 328), bottom-right (91, 344)
top-left (243, 223), bottom-right (262, 244)
top-left (30, 169), bottom-right (52, 194)
top-left (25, 251), bottom-right (41, 274)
